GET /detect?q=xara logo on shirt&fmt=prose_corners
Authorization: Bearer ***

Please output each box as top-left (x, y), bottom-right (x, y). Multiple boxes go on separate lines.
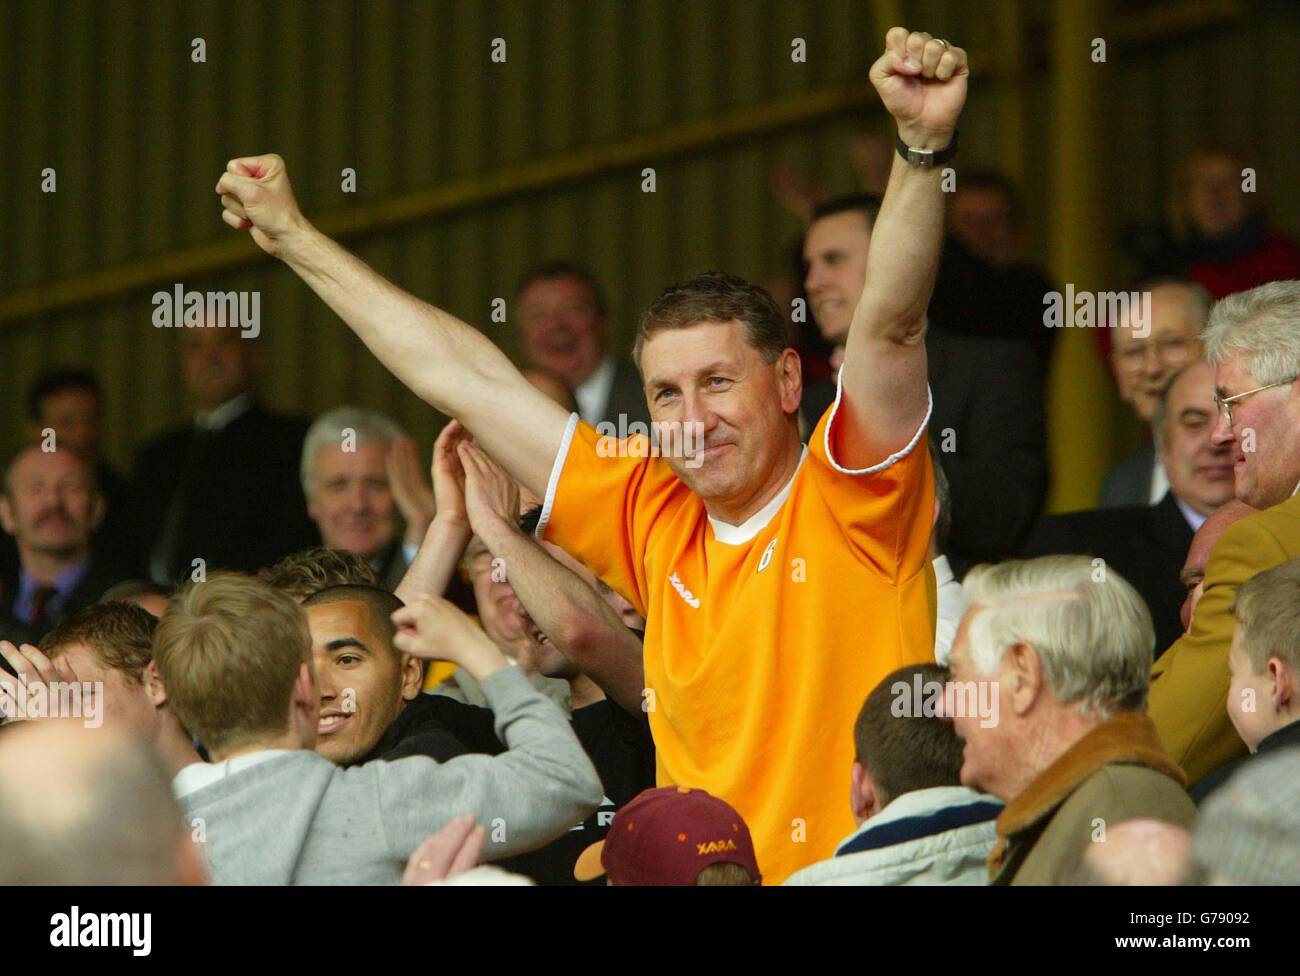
top-left (757, 538), bottom-right (777, 573)
top-left (668, 572), bottom-right (700, 609)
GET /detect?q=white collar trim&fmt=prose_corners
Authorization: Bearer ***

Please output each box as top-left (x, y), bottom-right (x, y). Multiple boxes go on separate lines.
top-left (707, 445), bottom-right (807, 546)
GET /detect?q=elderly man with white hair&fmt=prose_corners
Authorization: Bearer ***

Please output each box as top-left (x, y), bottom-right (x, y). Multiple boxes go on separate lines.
top-left (942, 555), bottom-right (1195, 885)
top-left (1148, 279), bottom-right (1300, 786)
top-left (301, 406), bottom-right (435, 589)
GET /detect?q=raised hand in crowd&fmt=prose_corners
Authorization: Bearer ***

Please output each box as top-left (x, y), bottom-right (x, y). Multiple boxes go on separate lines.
top-left (386, 436), bottom-right (437, 546)
top-left (391, 595), bottom-right (509, 684)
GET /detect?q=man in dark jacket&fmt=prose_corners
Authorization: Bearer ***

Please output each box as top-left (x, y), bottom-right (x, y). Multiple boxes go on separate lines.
top-left (1021, 361), bottom-right (1234, 651)
top-left (129, 327), bottom-right (316, 583)
top-left (801, 194), bottom-right (1047, 570)
top-left (0, 446), bottom-right (123, 641)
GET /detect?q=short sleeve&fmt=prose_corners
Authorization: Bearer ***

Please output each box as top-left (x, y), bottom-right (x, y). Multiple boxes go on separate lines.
top-left (806, 369), bottom-right (935, 582)
top-left (536, 414), bottom-right (690, 616)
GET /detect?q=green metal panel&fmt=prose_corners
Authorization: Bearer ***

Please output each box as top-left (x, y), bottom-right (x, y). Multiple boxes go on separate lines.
top-left (2, 0), bottom-right (1298, 484)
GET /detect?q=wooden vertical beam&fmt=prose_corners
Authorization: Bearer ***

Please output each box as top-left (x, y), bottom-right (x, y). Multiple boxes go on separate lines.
top-left (1046, 0), bottom-right (1116, 512)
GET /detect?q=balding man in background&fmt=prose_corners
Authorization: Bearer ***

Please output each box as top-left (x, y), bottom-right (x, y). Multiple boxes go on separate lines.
top-left (0, 720), bottom-right (205, 884)
top-left (129, 327), bottom-right (316, 584)
top-left (1022, 361), bottom-right (1233, 651)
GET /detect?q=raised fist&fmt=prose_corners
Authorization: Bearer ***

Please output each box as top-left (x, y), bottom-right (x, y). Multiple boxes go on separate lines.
top-left (214, 154), bottom-right (305, 257)
top-left (869, 28), bottom-right (969, 150)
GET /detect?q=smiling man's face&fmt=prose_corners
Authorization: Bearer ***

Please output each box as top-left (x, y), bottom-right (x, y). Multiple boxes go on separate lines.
top-left (803, 210), bottom-right (871, 345)
top-left (639, 320), bottom-right (801, 517)
top-left (1211, 354), bottom-right (1300, 509)
top-left (518, 275), bottom-right (606, 390)
top-left (306, 598), bottom-right (421, 765)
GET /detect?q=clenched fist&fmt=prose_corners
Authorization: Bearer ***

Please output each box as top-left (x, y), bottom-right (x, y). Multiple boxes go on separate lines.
top-left (870, 28), bottom-right (969, 150)
top-left (391, 595), bottom-right (509, 681)
top-left (215, 154), bottom-right (307, 257)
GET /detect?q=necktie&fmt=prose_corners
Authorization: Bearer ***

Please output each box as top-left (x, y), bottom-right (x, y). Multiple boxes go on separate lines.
top-left (29, 584), bottom-right (57, 631)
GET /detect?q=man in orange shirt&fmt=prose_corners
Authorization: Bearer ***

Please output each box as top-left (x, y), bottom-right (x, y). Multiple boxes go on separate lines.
top-left (214, 26), bottom-right (968, 882)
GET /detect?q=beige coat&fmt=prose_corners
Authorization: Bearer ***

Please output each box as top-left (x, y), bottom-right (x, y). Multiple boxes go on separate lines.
top-left (990, 711), bottom-right (1195, 885)
top-left (1149, 493), bottom-right (1300, 784)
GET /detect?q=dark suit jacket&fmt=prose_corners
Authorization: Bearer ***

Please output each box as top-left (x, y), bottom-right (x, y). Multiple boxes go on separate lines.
top-left (802, 330), bottom-right (1048, 572)
top-left (1099, 442), bottom-right (1157, 509)
top-left (596, 358), bottom-right (651, 428)
top-left (128, 403), bottom-right (319, 581)
top-left (0, 458), bottom-right (141, 583)
top-left (372, 540), bottom-right (410, 592)
top-left (926, 234), bottom-right (1058, 373)
top-left (0, 555), bottom-right (126, 642)
top-left (1019, 491), bottom-right (1193, 654)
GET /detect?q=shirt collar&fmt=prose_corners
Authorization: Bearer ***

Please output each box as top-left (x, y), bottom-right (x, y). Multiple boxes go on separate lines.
top-left (573, 357), bottom-right (617, 424)
top-left (172, 749), bottom-right (293, 800)
top-left (18, 559), bottom-right (91, 601)
top-left (1173, 495), bottom-right (1209, 533)
top-left (707, 446), bottom-right (808, 546)
top-left (932, 554), bottom-right (955, 586)
top-left (196, 392), bottom-right (254, 432)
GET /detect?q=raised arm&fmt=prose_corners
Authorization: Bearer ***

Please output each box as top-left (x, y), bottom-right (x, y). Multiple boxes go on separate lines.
top-left (215, 156), bottom-right (569, 498)
top-left (460, 443), bottom-right (646, 714)
top-left (388, 595), bottom-right (602, 860)
top-left (838, 28), bottom-right (969, 469)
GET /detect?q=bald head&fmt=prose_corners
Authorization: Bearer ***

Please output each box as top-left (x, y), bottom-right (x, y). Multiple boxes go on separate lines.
top-left (1080, 818), bottom-right (1192, 885)
top-left (1180, 499), bottom-right (1257, 630)
top-left (1155, 361), bottom-right (1235, 517)
top-left (0, 720), bottom-right (203, 884)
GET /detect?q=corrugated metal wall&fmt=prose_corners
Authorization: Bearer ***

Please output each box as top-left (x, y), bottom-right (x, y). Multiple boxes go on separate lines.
top-left (1, 0), bottom-right (1297, 494)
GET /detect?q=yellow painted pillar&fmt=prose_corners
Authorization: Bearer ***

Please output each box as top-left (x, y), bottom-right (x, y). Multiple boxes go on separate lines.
top-left (993, 0), bottom-right (1026, 191)
top-left (874, 0), bottom-right (903, 41)
top-left (1046, 0), bottom-right (1117, 512)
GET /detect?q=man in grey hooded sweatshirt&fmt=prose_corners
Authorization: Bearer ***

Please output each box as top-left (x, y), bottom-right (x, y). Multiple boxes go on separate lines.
top-left (156, 572), bottom-right (602, 885)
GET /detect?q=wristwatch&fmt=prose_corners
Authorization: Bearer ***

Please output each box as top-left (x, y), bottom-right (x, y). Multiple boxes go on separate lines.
top-left (895, 130), bottom-right (959, 167)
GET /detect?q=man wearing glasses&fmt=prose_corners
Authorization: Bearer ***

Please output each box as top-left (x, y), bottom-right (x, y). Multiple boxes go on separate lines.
top-left (1101, 279), bottom-right (1212, 507)
top-left (1148, 279), bottom-right (1300, 786)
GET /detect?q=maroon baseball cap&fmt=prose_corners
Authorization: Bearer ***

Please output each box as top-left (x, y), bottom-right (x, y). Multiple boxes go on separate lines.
top-left (573, 786), bottom-right (761, 885)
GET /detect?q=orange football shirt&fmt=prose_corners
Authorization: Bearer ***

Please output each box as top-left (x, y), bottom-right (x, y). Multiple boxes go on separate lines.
top-left (538, 383), bottom-right (936, 883)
